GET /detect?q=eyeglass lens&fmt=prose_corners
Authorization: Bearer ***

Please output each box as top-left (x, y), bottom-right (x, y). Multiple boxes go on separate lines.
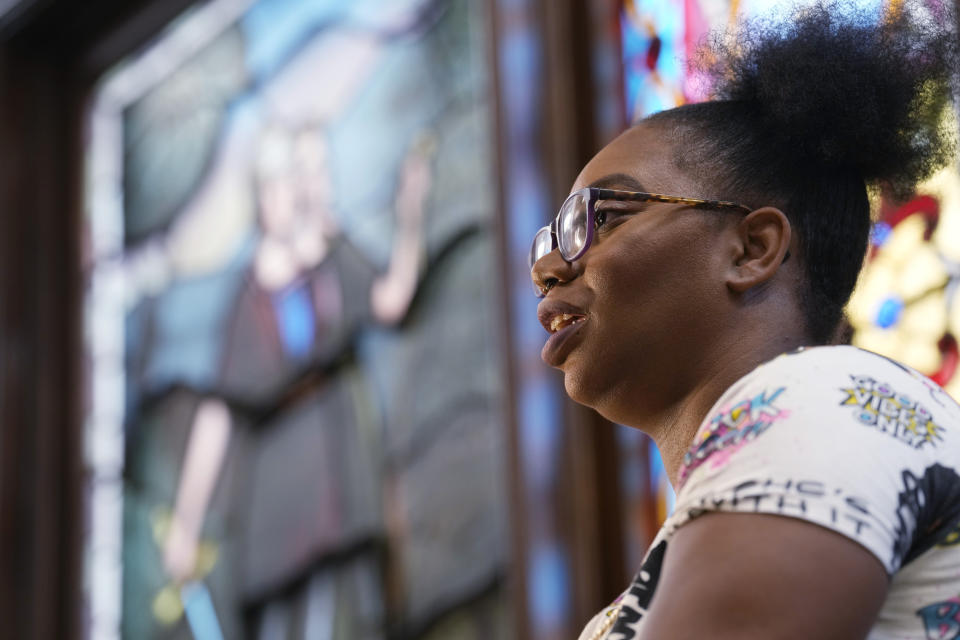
top-left (529, 191), bottom-right (592, 271)
top-left (558, 192), bottom-right (588, 260)
top-left (530, 226), bottom-right (554, 269)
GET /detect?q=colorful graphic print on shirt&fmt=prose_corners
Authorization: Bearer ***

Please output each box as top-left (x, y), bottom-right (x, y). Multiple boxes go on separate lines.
top-left (940, 520), bottom-right (960, 548)
top-left (892, 464), bottom-right (960, 567)
top-left (679, 386), bottom-right (787, 485)
top-left (918, 596), bottom-right (960, 640)
top-left (896, 464), bottom-right (960, 640)
top-left (839, 374), bottom-right (945, 449)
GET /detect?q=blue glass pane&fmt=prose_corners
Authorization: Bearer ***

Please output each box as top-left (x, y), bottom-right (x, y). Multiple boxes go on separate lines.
top-left (182, 582), bottom-right (226, 640)
top-left (273, 283), bottom-right (315, 360)
top-left (870, 221), bottom-right (892, 248)
top-left (529, 545), bottom-right (571, 631)
top-left (144, 265), bottom-right (246, 391)
top-left (876, 296), bottom-right (904, 329)
top-left (648, 443), bottom-right (675, 516)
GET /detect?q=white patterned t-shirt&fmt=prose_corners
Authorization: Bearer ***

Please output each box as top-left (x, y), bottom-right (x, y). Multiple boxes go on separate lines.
top-left (579, 346), bottom-right (960, 640)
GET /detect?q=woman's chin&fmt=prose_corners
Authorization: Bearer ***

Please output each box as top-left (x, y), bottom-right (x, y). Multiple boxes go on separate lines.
top-left (562, 364), bottom-right (603, 409)
top-left (561, 361), bottom-right (649, 427)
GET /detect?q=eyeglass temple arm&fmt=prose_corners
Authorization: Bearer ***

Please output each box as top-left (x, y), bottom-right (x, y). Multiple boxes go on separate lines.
top-left (591, 188), bottom-right (752, 213)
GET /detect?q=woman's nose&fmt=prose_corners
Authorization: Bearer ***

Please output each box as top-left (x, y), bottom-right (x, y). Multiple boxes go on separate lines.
top-left (530, 248), bottom-right (577, 296)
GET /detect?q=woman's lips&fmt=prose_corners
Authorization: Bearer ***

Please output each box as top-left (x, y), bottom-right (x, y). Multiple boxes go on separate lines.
top-left (541, 316), bottom-right (587, 367)
top-left (537, 299), bottom-right (589, 367)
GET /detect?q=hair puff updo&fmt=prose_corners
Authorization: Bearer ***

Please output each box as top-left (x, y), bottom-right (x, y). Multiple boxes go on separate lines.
top-left (647, 0), bottom-right (960, 343)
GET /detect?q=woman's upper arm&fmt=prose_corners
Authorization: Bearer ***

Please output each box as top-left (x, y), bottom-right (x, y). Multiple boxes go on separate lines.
top-left (636, 511), bottom-right (889, 640)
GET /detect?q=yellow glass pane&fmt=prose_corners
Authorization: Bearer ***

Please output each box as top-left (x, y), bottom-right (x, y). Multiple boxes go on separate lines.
top-left (848, 262), bottom-right (895, 327)
top-left (899, 338), bottom-right (942, 374)
top-left (900, 290), bottom-right (948, 339)
top-left (895, 246), bottom-right (948, 299)
top-left (880, 215), bottom-right (927, 267)
top-left (923, 166), bottom-right (960, 261)
top-left (949, 291), bottom-right (960, 337)
top-left (852, 325), bottom-right (904, 359)
top-left (152, 584), bottom-right (183, 626)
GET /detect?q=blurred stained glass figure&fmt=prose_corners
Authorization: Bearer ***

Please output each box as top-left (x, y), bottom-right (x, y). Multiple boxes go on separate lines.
top-left (86, 0), bottom-right (509, 638)
top-left (218, 124), bottom-right (432, 402)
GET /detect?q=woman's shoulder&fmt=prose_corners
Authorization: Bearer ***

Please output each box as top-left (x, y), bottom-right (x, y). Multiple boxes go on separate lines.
top-left (753, 344), bottom-right (945, 384)
top-left (692, 344), bottom-right (960, 469)
top-left (675, 344), bottom-right (960, 576)
top-left (732, 345), bottom-right (960, 428)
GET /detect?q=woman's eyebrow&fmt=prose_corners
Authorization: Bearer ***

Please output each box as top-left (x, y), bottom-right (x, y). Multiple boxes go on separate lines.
top-left (588, 173), bottom-right (648, 192)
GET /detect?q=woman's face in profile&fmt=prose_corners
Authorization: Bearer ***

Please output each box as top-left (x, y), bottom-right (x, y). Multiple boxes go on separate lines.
top-left (532, 122), bottom-right (736, 425)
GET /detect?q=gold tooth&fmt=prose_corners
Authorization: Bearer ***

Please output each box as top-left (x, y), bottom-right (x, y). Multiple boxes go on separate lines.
top-left (550, 313), bottom-right (575, 332)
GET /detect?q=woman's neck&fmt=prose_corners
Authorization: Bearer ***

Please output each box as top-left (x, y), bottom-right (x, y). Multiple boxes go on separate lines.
top-left (647, 330), bottom-right (810, 487)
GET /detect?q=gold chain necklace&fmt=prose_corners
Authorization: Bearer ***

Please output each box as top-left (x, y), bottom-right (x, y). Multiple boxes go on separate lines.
top-left (587, 602), bottom-right (624, 640)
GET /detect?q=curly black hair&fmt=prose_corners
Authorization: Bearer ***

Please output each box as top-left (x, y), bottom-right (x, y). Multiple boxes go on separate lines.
top-left (646, 0), bottom-right (959, 343)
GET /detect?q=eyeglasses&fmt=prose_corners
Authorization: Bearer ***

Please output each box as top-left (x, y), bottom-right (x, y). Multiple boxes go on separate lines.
top-left (529, 187), bottom-right (753, 296)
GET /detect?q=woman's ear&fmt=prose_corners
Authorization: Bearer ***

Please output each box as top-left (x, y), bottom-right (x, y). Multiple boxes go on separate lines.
top-left (726, 207), bottom-right (792, 293)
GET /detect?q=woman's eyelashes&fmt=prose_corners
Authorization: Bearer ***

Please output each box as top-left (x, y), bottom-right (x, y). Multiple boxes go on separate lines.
top-left (595, 206), bottom-right (633, 231)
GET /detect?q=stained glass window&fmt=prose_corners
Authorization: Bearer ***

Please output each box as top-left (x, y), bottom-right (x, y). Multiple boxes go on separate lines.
top-left (84, 0), bottom-right (509, 638)
top-left (848, 168), bottom-right (960, 400)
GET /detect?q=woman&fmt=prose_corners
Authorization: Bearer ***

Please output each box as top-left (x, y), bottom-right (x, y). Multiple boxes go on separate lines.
top-left (530, 2), bottom-right (960, 638)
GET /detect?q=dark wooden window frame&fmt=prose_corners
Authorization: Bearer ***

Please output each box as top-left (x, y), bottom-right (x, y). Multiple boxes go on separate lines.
top-left (0, 3), bottom-right (195, 638)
